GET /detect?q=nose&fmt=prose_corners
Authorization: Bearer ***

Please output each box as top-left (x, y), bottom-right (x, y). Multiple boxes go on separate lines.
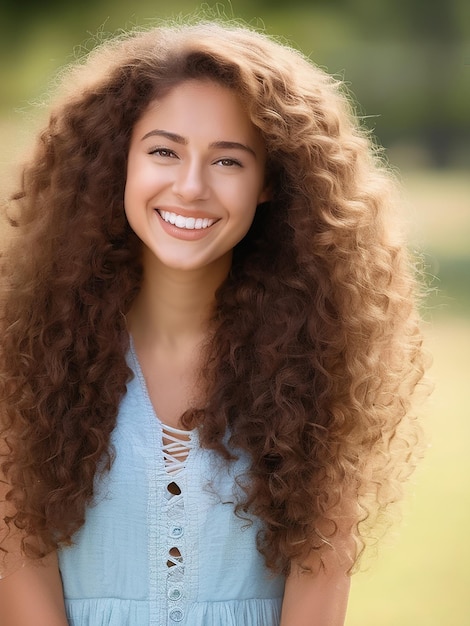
top-left (172, 159), bottom-right (210, 202)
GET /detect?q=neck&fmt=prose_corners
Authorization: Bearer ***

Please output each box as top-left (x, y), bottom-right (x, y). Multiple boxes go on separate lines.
top-left (128, 250), bottom-right (231, 349)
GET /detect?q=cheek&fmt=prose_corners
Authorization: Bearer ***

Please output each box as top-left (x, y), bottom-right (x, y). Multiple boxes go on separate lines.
top-left (123, 158), bottom-right (137, 203)
top-left (124, 161), bottom-right (157, 217)
top-left (123, 178), bottom-right (135, 222)
top-left (227, 173), bottom-right (265, 208)
top-left (233, 203), bottom-right (258, 241)
top-left (123, 160), bottom-right (145, 223)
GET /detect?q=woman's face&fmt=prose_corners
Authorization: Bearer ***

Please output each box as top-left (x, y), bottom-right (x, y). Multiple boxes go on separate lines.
top-left (124, 79), bottom-right (270, 274)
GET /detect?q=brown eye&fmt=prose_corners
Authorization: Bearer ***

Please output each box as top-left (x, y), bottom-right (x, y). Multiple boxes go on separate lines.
top-left (216, 158), bottom-right (242, 167)
top-left (149, 147), bottom-right (177, 158)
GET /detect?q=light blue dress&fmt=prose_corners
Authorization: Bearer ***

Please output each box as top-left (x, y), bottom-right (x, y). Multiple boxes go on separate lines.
top-left (58, 346), bottom-right (285, 625)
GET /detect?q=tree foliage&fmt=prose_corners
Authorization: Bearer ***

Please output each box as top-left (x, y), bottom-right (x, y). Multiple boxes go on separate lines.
top-left (1, 0), bottom-right (468, 166)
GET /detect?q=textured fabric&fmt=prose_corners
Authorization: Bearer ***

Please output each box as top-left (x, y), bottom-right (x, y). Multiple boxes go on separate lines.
top-left (58, 346), bottom-right (284, 625)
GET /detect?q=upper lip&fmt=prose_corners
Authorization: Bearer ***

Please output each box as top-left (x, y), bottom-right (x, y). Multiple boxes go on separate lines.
top-left (156, 206), bottom-right (219, 220)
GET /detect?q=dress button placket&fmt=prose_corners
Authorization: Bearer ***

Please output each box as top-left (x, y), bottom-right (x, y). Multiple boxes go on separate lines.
top-left (169, 607), bottom-right (184, 622)
top-left (161, 423), bottom-right (193, 626)
top-left (169, 525), bottom-right (184, 539)
top-left (166, 483), bottom-right (185, 625)
top-left (168, 586), bottom-right (183, 601)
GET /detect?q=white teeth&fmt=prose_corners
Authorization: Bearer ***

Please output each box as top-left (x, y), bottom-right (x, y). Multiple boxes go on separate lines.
top-left (159, 210), bottom-right (215, 230)
top-left (175, 215), bottom-right (186, 228)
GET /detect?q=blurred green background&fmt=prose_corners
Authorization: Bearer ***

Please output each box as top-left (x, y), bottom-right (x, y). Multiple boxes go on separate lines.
top-left (1, 1), bottom-right (469, 624)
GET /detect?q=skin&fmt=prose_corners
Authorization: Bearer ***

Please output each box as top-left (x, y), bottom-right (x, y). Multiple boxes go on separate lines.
top-left (0, 553), bottom-right (68, 626)
top-left (124, 79), bottom-right (270, 276)
top-left (281, 563), bottom-right (351, 626)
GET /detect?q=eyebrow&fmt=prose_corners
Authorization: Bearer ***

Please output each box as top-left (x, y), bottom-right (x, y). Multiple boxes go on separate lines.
top-left (141, 130), bottom-right (257, 158)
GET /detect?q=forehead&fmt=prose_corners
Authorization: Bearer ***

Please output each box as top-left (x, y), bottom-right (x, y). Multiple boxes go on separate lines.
top-left (133, 79), bottom-right (263, 147)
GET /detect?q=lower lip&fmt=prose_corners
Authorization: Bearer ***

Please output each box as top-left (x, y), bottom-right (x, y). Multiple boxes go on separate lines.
top-left (155, 211), bottom-right (218, 241)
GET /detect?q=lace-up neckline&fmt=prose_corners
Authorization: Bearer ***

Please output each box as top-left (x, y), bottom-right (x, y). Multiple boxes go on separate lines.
top-left (128, 337), bottom-right (196, 470)
top-left (161, 423), bottom-right (195, 475)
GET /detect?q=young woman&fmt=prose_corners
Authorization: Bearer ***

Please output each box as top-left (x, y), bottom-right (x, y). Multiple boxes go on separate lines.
top-left (0, 21), bottom-right (428, 626)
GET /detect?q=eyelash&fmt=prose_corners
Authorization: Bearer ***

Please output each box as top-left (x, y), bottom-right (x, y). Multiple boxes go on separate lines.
top-left (148, 148), bottom-right (242, 168)
top-left (148, 147), bottom-right (177, 158)
top-left (216, 158), bottom-right (242, 168)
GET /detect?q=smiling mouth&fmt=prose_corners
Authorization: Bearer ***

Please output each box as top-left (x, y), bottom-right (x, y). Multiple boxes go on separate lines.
top-left (157, 210), bottom-right (217, 230)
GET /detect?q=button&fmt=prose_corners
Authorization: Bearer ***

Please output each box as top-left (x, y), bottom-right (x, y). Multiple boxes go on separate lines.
top-left (169, 607), bottom-right (184, 622)
top-left (168, 586), bottom-right (183, 601)
top-left (169, 525), bottom-right (184, 539)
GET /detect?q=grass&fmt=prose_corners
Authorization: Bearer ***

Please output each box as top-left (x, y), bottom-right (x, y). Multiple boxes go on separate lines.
top-left (347, 317), bottom-right (470, 626)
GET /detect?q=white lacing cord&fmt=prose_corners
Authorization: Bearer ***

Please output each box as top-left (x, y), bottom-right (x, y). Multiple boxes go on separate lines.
top-left (162, 424), bottom-right (194, 476)
top-left (162, 425), bottom-right (191, 575)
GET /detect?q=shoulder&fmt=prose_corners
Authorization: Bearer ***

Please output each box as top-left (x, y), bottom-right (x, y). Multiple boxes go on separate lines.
top-left (0, 552), bottom-right (68, 626)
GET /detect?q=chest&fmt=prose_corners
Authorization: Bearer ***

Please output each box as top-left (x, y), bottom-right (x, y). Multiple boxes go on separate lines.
top-left (133, 341), bottom-right (203, 430)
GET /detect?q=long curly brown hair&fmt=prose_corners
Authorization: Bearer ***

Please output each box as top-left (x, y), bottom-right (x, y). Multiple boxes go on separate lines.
top-left (0, 21), bottom-right (428, 576)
